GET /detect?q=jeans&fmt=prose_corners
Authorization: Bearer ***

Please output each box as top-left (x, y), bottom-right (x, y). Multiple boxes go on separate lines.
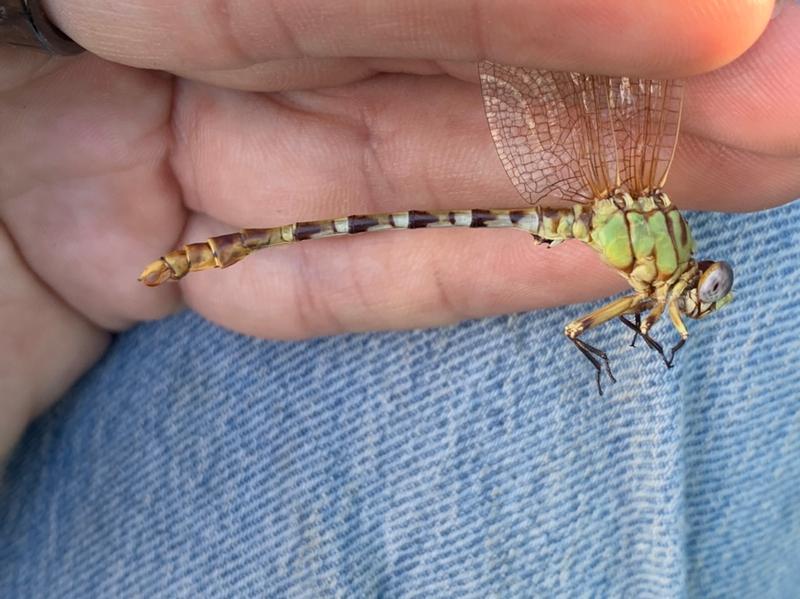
top-left (2, 201), bottom-right (799, 598)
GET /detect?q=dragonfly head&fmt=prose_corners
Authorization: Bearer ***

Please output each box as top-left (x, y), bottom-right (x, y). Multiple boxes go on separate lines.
top-left (679, 260), bottom-right (734, 319)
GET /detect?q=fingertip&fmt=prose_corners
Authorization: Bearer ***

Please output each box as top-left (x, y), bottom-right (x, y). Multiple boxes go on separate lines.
top-left (484, 0), bottom-right (775, 78)
top-left (668, 0), bottom-right (775, 75)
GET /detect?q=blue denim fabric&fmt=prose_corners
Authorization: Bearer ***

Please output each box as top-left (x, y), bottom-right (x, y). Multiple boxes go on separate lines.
top-left (2, 201), bottom-right (800, 598)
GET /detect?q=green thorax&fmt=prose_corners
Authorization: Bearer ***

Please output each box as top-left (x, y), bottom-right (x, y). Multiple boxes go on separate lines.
top-left (588, 192), bottom-right (695, 287)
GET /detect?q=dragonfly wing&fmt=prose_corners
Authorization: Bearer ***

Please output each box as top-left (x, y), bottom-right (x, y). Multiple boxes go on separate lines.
top-left (608, 77), bottom-right (684, 195)
top-left (478, 62), bottom-right (684, 204)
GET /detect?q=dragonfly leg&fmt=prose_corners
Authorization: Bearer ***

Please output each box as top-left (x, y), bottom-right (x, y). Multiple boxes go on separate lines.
top-left (667, 339), bottom-right (686, 368)
top-left (640, 331), bottom-right (670, 367)
top-left (637, 301), bottom-right (675, 368)
top-left (666, 299), bottom-right (690, 368)
top-left (619, 313), bottom-right (642, 347)
top-left (620, 314), bottom-right (671, 367)
top-left (532, 235), bottom-right (563, 248)
top-left (565, 294), bottom-right (644, 395)
top-left (570, 337), bottom-right (616, 395)
top-left (622, 298), bottom-right (689, 369)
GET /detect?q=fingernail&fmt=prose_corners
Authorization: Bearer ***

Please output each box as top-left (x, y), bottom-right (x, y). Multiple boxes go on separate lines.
top-left (772, 0), bottom-right (798, 20)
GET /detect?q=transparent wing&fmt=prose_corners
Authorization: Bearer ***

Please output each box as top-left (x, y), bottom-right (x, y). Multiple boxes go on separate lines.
top-left (479, 61), bottom-right (684, 205)
top-left (610, 76), bottom-right (684, 196)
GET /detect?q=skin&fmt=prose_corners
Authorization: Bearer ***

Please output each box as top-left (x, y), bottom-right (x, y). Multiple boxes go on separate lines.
top-left (1, 0), bottom-right (799, 462)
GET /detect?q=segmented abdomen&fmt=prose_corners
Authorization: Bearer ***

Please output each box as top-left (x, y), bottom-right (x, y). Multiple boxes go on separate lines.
top-left (139, 207), bottom-right (590, 286)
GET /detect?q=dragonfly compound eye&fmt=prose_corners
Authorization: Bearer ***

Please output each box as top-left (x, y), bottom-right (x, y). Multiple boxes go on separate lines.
top-left (697, 261), bottom-right (733, 304)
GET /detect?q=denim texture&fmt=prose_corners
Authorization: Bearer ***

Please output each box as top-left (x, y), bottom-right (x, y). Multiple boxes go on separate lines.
top-left (2, 201), bottom-right (800, 598)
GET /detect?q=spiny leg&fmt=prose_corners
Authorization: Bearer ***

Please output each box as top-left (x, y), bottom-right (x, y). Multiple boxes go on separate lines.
top-left (618, 314), bottom-right (671, 368)
top-left (619, 313), bottom-right (642, 347)
top-left (640, 300), bottom-right (677, 369)
top-left (618, 296), bottom-right (658, 348)
top-left (667, 339), bottom-right (686, 367)
top-left (666, 300), bottom-right (690, 368)
top-left (570, 337), bottom-right (616, 396)
top-left (565, 294), bottom-right (644, 395)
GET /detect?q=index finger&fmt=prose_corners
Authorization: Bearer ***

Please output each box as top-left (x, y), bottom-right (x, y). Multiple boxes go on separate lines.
top-left (45, 0), bottom-right (774, 78)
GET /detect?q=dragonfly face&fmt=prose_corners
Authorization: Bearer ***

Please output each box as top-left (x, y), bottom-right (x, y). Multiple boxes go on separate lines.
top-left (679, 260), bottom-right (734, 320)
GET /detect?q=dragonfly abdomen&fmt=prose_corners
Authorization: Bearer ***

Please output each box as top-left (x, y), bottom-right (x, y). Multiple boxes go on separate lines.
top-left (138, 206), bottom-right (591, 286)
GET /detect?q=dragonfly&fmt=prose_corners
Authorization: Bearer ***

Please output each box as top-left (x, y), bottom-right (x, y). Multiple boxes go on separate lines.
top-left (139, 63), bottom-right (735, 394)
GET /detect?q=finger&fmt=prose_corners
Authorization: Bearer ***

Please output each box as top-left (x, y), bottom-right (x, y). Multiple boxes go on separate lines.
top-left (667, 133), bottom-right (800, 212)
top-left (179, 57), bottom-right (378, 92)
top-left (0, 223), bottom-right (108, 461)
top-left (168, 73), bottom-right (800, 231)
top-left (45, 0), bottom-right (772, 78)
top-left (0, 56), bottom-right (183, 329)
top-left (1, 160), bottom-right (187, 329)
top-left (178, 57), bottom-right (450, 92)
top-left (176, 212), bottom-right (624, 340)
top-left (0, 45), bottom-right (63, 92)
top-left (169, 75), bottom-right (500, 226)
top-left (684, 6), bottom-right (800, 157)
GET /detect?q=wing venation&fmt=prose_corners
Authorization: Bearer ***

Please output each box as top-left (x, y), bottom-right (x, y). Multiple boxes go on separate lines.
top-left (479, 62), bottom-right (684, 205)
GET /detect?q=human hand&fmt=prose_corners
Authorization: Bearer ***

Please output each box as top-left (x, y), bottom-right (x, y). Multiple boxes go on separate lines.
top-left (1, 0), bottom-right (798, 460)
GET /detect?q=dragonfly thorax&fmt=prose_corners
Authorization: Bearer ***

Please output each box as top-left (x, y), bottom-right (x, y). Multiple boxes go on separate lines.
top-left (588, 191), bottom-right (696, 293)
